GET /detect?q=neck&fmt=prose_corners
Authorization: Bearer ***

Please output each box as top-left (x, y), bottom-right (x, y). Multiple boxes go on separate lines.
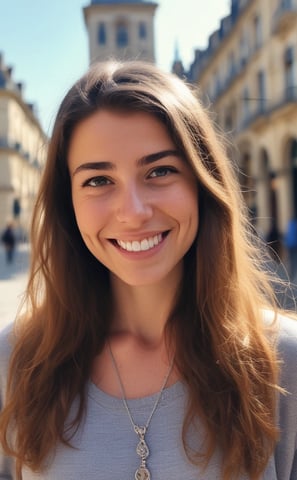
top-left (109, 273), bottom-right (180, 346)
top-left (91, 273), bottom-right (181, 399)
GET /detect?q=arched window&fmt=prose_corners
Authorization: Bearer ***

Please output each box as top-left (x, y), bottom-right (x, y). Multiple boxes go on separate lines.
top-left (139, 22), bottom-right (147, 39)
top-left (116, 22), bottom-right (129, 47)
top-left (98, 22), bottom-right (106, 45)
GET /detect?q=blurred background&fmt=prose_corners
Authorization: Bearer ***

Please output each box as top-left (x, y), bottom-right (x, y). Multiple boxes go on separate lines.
top-left (1, 0), bottom-right (297, 325)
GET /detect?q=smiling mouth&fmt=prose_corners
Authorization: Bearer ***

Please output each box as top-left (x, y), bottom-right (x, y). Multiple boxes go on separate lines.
top-left (111, 231), bottom-right (169, 252)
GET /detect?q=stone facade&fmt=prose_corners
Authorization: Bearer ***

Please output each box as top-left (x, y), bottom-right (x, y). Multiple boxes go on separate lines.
top-left (0, 54), bottom-right (47, 238)
top-left (83, 0), bottom-right (158, 64)
top-left (188, 0), bottom-right (297, 244)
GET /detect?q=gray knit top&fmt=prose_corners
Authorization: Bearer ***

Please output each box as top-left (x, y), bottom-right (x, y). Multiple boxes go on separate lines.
top-left (0, 314), bottom-right (296, 479)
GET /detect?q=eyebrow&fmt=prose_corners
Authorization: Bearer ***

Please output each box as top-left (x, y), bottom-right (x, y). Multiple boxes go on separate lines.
top-left (72, 149), bottom-right (180, 177)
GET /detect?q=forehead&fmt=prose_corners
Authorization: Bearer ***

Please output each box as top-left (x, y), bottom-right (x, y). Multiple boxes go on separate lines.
top-left (71, 109), bottom-right (169, 137)
top-left (67, 109), bottom-right (176, 165)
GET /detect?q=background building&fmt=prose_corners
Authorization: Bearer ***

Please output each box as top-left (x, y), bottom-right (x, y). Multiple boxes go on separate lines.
top-left (187, 0), bottom-right (297, 249)
top-left (0, 53), bottom-right (47, 238)
top-left (83, 0), bottom-right (158, 64)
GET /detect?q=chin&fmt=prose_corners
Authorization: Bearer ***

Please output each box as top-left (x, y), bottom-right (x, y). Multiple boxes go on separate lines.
top-left (117, 276), bottom-right (163, 288)
top-left (111, 266), bottom-right (181, 289)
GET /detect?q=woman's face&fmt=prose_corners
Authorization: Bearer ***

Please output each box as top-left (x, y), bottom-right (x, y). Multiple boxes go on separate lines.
top-left (68, 109), bottom-right (198, 287)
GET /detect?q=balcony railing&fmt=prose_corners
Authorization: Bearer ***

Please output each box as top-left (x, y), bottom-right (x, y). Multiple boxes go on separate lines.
top-left (271, 85), bottom-right (297, 111)
top-left (238, 85), bottom-right (297, 132)
top-left (0, 138), bottom-right (33, 163)
top-left (239, 103), bottom-right (266, 131)
top-left (207, 44), bottom-right (264, 103)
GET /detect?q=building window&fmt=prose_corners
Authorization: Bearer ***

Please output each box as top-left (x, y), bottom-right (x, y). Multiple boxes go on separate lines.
top-left (243, 87), bottom-right (250, 120)
top-left (116, 22), bottom-right (129, 47)
top-left (225, 107), bottom-right (233, 131)
top-left (213, 70), bottom-right (221, 97)
top-left (240, 31), bottom-right (249, 68)
top-left (284, 46), bottom-right (295, 99)
top-left (0, 71), bottom-right (6, 88)
top-left (253, 14), bottom-right (262, 50)
top-left (257, 70), bottom-right (266, 113)
top-left (227, 51), bottom-right (236, 80)
top-left (224, 102), bottom-right (237, 131)
top-left (139, 22), bottom-right (147, 39)
top-left (13, 198), bottom-right (21, 219)
top-left (98, 22), bottom-right (106, 45)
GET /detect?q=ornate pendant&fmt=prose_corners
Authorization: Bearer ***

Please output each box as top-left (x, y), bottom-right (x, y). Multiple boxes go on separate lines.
top-left (134, 426), bottom-right (151, 480)
top-left (136, 439), bottom-right (149, 458)
top-left (135, 466), bottom-right (150, 480)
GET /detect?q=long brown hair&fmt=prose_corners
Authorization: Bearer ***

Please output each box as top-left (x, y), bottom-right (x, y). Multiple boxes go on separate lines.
top-left (0, 61), bottom-right (282, 479)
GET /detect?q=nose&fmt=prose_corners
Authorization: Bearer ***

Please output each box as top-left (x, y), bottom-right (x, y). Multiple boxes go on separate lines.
top-left (115, 184), bottom-right (153, 225)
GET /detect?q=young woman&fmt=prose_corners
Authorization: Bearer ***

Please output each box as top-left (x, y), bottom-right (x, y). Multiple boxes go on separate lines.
top-left (0, 61), bottom-right (296, 480)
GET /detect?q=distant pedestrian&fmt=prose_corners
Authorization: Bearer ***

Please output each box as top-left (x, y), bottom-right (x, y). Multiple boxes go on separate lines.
top-left (1, 222), bottom-right (16, 264)
top-left (284, 217), bottom-right (297, 281)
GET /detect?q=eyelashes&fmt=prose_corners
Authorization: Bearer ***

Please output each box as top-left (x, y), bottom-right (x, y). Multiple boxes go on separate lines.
top-left (81, 165), bottom-right (179, 188)
top-left (82, 176), bottom-right (112, 187)
top-left (148, 166), bottom-right (178, 178)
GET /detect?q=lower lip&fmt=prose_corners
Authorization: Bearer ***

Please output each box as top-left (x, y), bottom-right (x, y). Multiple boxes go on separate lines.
top-left (111, 235), bottom-right (167, 259)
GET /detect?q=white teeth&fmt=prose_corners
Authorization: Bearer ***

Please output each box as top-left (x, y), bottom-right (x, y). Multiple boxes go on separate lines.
top-left (148, 237), bottom-right (154, 248)
top-left (153, 234), bottom-right (162, 246)
top-left (132, 241), bottom-right (141, 252)
top-left (140, 239), bottom-right (149, 251)
top-left (116, 234), bottom-right (164, 252)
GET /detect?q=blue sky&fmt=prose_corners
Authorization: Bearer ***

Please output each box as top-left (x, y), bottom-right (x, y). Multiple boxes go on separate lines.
top-left (1, 0), bottom-right (230, 134)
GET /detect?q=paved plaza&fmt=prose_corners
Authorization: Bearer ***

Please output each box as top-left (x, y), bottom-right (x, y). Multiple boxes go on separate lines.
top-left (0, 243), bottom-right (29, 329)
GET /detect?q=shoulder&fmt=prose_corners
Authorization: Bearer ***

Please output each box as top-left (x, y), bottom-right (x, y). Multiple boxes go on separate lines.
top-left (0, 323), bottom-right (14, 360)
top-left (275, 313), bottom-right (297, 368)
top-left (266, 313), bottom-right (297, 478)
top-left (0, 323), bottom-right (15, 406)
top-left (262, 309), bottom-right (297, 347)
top-left (276, 314), bottom-right (297, 397)
top-left (262, 310), bottom-right (297, 391)
top-left (264, 310), bottom-right (297, 348)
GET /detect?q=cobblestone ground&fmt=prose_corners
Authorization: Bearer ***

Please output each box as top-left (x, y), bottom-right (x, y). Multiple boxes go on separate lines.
top-left (0, 243), bottom-right (296, 333)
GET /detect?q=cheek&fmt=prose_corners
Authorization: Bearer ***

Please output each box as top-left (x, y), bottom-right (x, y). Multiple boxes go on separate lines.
top-left (72, 197), bottom-right (104, 235)
top-left (172, 183), bottom-right (198, 222)
top-left (181, 189), bottom-right (199, 240)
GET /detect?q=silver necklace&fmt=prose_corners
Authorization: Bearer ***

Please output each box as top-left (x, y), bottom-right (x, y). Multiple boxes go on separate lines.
top-left (108, 342), bottom-right (174, 480)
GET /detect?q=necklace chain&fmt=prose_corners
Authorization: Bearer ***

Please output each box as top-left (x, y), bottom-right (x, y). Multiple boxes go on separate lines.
top-left (107, 341), bottom-right (174, 480)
